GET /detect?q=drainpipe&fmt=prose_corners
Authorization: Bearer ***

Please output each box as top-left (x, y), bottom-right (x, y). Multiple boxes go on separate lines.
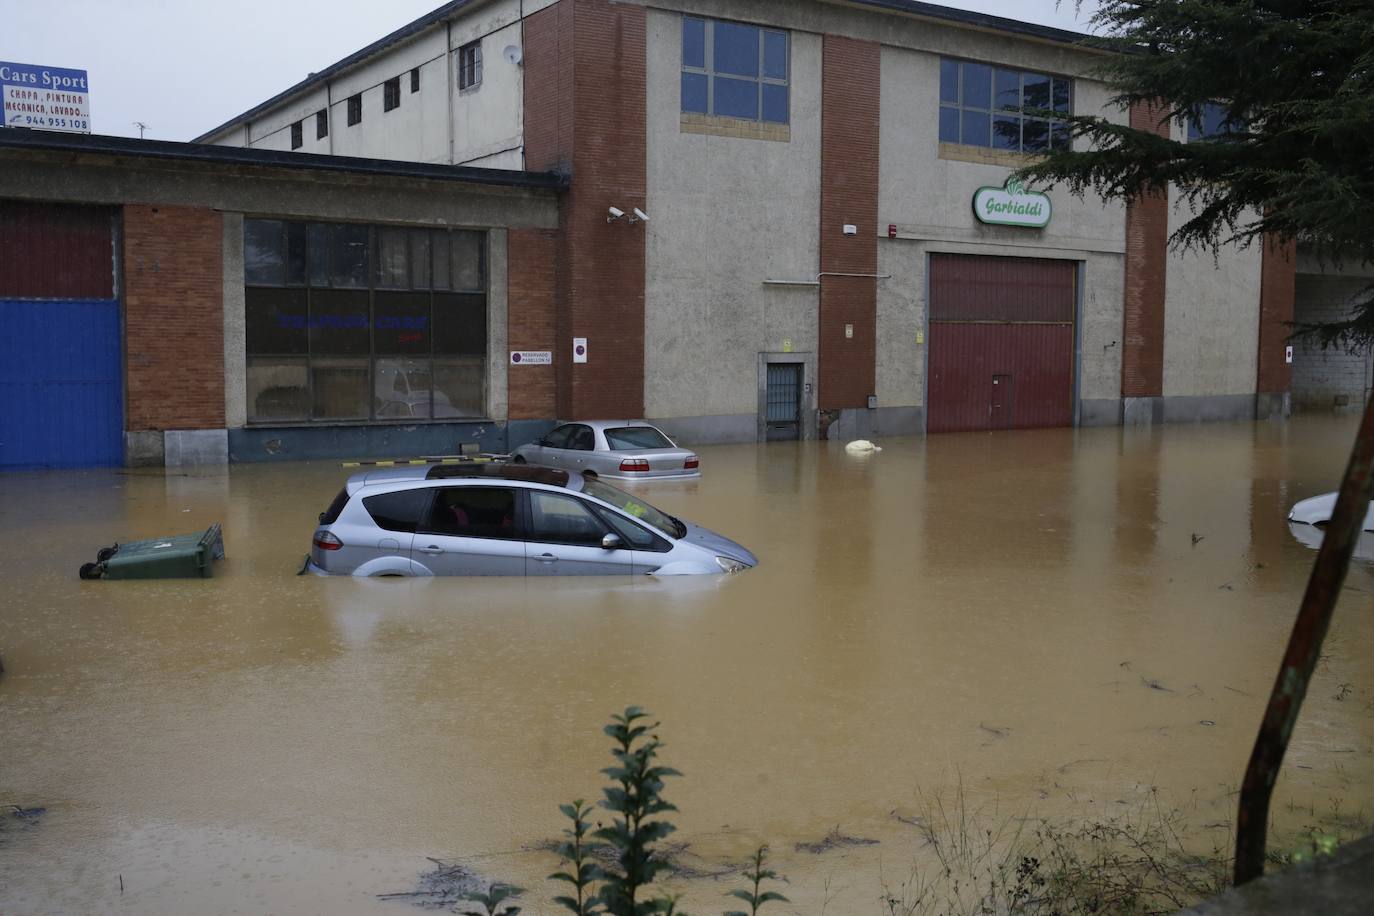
top-left (326, 81), bottom-right (334, 155)
top-left (447, 19), bottom-right (456, 165)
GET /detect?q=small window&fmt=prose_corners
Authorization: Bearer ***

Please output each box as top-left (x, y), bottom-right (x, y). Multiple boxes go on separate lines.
top-left (593, 506), bottom-right (669, 551)
top-left (680, 17), bottom-right (789, 124)
top-left (384, 76), bottom-right (400, 112)
top-left (1188, 102), bottom-right (1241, 142)
top-left (364, 489), bottom-right (433, 533)
top-left (347, 93), bottom-right (362, 126)
top-left (319, 488), bottom-right (351, 525)
top-left (290, 120), bottom-right (303, 150)
top-left (568, 426), bottom-right (595, 451)
top-left (410, 67), bottom-right (420, 93)
top-left (423, 487), bottom-right (518, 539)
top-left (315, 109), bottom-right (328, 139)
top-left (528, 492), bottom-right (607, 546)
top-left (458, 41), bottom-right (483, 91)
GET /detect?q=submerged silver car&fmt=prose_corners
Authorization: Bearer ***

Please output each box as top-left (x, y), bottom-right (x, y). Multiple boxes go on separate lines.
top-left (306, 463), bottom-right (755, 577)
top-left (510, 420), bottom-right (700, 480)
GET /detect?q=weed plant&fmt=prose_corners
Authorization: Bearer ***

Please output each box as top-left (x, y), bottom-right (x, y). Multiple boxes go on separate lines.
top-left (550, 707), bottom-right (787, 916)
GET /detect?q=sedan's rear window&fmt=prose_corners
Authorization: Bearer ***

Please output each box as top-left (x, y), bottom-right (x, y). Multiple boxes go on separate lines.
top-left (363, 489), bottom-right (432, 533)
top-left (605, 426), bottom-right (673, 450)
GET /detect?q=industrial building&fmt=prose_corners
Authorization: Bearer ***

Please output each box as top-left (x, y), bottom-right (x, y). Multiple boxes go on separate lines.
top-left (1, 0), bottom-right (1367, 469)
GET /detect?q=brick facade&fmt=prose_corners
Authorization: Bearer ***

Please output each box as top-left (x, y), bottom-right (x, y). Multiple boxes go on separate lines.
top-left (1120, 99), bottom-right (1170, 399)
top-left (1256, 234), bottom-right (1296, 395)
top-left (123, 204), bottom-right (225, 430)
top-left (507, 228), bottom-right (559, 419)
top-left (522, 0), bottom-right (646, 420)
top-left (818, 35), bottom-right (881, 410)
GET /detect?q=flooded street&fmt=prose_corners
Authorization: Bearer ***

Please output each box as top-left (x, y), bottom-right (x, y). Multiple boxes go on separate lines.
top-left (3, 416), bottom-right (1373, 914)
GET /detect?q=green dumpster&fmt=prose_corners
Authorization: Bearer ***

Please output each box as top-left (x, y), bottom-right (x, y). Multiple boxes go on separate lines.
top-left (80, 523), bottom-right (225, 580)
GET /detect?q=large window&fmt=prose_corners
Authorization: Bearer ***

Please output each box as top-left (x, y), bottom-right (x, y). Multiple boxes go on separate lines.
top-left (243, 219), bottom-right (488, 425)
top-left (681, 16), bottom-right (789, 124)
top-left (939, 58), bottom-right (1071, 153)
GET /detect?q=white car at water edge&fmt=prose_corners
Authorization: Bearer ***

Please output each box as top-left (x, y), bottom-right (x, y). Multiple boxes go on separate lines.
top-left (1286, 492), bottom-right (1374, 559)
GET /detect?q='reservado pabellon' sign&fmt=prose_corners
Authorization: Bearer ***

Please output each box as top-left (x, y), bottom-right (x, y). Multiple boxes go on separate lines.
top-left (973, 178), bottom-right (1051, 228)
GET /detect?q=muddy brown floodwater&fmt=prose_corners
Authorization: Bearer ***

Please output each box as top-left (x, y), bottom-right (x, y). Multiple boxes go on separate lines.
top-left (2, 417), bottom-right (1373, 914)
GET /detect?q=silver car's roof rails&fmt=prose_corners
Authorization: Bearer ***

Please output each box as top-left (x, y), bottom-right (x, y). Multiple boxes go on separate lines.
top-left (426, 464), bottom-right (568, 485)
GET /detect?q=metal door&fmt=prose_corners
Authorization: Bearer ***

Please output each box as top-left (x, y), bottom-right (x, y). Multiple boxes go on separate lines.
top-left (990, 374), bottom-right (1013, 428)
top-left (1, 202), bottom-right (121, 469)
top-left (927, 254), bottom-right (1075, 433)
top-left (765, 363), bottom-right (802, 441)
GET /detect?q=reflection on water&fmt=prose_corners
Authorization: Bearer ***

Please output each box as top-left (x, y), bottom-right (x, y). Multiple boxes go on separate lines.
top-left (2, 416), bottom-right (1373, 914)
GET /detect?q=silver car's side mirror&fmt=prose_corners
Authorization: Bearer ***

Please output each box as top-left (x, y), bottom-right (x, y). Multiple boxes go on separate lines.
top-left (601, 533), bottom-right (624, 550)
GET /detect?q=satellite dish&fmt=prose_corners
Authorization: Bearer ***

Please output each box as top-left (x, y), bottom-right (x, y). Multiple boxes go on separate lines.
top-left (503, 45), bottom-right (523, 66)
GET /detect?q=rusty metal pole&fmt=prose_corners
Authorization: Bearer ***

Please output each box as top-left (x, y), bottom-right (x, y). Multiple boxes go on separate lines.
top-left (1234, 395), bottom-right (1374, 884)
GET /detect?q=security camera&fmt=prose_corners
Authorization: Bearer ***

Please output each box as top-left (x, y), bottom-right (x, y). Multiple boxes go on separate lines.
top-left (607, 207), bottom-right (625, 222)
top-left (629, 207), bottom-right (650, 224)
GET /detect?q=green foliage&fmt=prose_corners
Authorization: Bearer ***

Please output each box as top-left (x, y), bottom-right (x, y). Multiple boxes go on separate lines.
top-left (593, 707), bottom-right (682, 916)
top-left (457, 882), bottom-right (525, 916)
top-left (550, 708), bottom-right (790, 916)
top-left (724, 847), bottom-right (788, 916)
top-left (1016, 1), bottom-right (1374, 348)
top-left (550, 800), bottom-right (604, 916)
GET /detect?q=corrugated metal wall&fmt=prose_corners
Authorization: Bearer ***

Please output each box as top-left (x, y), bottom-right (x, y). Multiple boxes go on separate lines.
top-left (0, 200), bottom-right (123, 469)
top-left (928, 254), bottom-right (1076, 433)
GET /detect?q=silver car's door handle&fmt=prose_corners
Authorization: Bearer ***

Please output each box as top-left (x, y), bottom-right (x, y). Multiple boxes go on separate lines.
top-left (418, 545), bottom-right (445, 555)
top-left (536, 553), bottom-right (558, 563)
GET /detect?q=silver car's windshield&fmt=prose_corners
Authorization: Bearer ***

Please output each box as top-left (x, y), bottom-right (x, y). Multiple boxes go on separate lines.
top-left (604, 426), bottom-right (673, 450)
top-left (581, 477), bottom-right (684, 538)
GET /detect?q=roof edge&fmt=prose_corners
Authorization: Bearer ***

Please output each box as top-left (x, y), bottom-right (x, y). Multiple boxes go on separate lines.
top-left (844, 0), bottom-right (1099, 49)
top-left (0, 129), bottom-right (566, 191)
top-left (194, 0), bottom-right (1102, 145)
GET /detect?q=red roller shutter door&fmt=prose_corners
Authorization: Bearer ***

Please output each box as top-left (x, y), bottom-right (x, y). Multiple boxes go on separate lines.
top-left (928, 254), bottom-right (1075, 433)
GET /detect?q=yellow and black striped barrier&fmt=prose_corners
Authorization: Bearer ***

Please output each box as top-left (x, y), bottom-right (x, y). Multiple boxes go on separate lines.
top-left (341, 454), bottom-right (511, 468)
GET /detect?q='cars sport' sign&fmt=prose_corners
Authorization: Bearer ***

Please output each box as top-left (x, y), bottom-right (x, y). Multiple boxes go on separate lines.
top-left (973, 178), bottom-right (1051, 229)
top-left (0, 61), bottom-right (91, 133)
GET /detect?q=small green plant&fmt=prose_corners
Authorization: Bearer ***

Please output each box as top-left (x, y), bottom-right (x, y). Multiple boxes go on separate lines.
top-left (1287, 829), bottom-right (1339, 865)
top-left (550, 799), bottom-right (604, 916)
top-left (551, 707), bottom-right (790, 916)
top-left (457, 882), bottom-right (525, 916)
top-left (726, 847), bottom-right (788, 916)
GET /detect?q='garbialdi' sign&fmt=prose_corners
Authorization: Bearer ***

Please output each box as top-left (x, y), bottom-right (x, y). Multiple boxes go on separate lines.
top-left (973, 178), bottom-right (1051, 229)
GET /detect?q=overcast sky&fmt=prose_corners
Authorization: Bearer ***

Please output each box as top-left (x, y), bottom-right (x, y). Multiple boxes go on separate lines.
top-left (4, 0), bottom-right (1100, 142)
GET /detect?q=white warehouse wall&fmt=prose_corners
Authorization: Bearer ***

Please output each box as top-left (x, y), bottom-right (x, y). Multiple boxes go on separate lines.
top-left (201, 0), bottom-right (554, 169)
top-left (643, 8), bottom-right (824, 438)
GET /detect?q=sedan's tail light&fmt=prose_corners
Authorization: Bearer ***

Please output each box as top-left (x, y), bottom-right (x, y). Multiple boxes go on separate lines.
top-left (313, 530), bottom-right (344, 551)
top-left (619, 458), bottom-right (650, 472)
top-left (684, 457), bottom-right (699, 470)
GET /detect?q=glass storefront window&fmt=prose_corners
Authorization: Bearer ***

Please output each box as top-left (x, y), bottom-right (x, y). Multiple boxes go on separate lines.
top-left (243, 219), bottom-right (488, 425)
